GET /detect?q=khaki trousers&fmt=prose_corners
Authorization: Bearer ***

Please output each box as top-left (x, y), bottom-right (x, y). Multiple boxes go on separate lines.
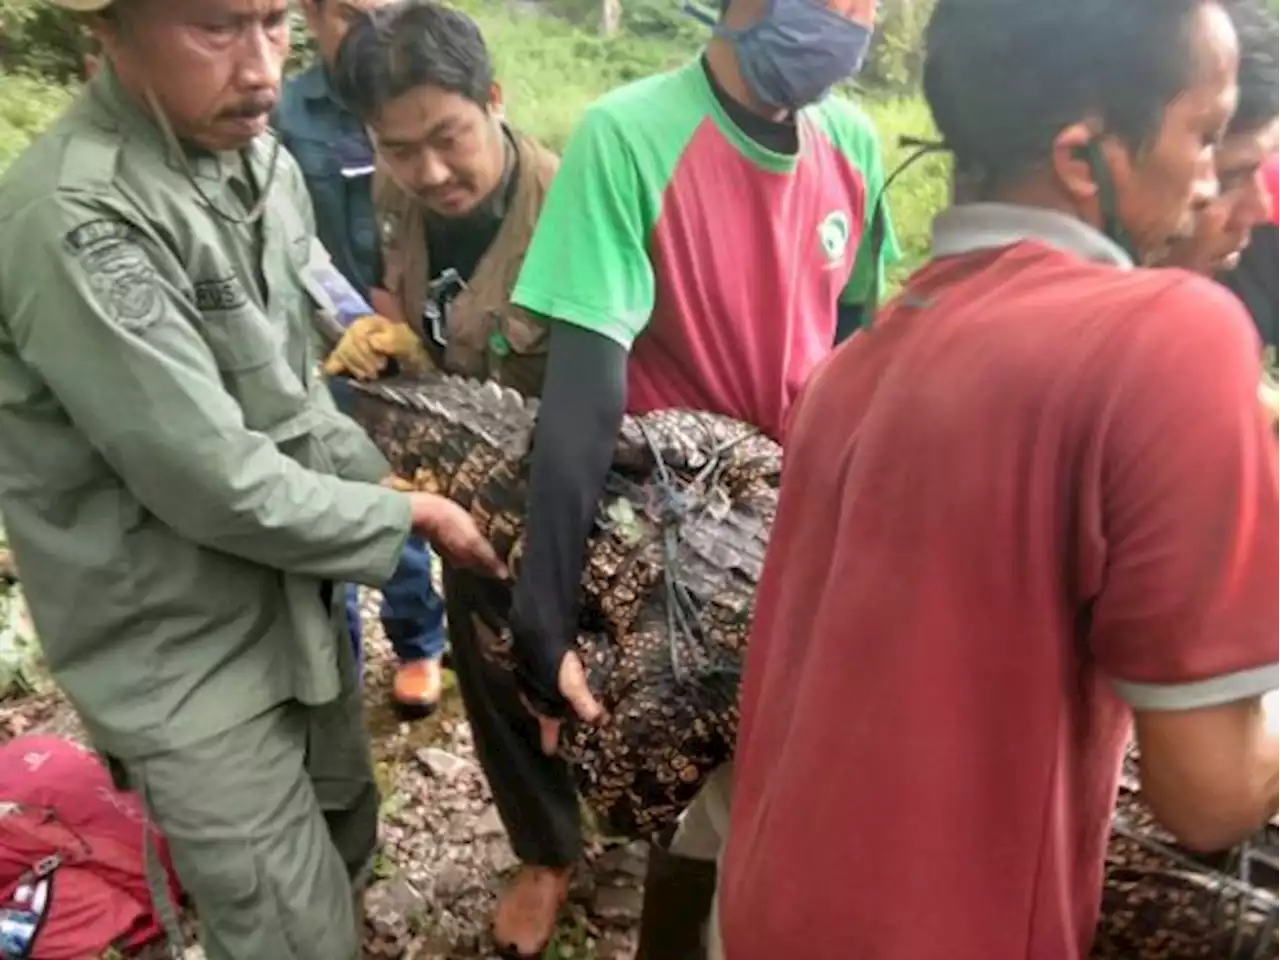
top-left (668, 762), bottom-right (734, 960)
top-left (112, 650), bottom-right (378, 960)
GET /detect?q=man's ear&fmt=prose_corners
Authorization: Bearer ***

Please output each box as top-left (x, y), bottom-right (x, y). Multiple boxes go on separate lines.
top-left (1051, 121), bottom-right (1104, 205)
top-left (487, 81), bottom-right (506, 121)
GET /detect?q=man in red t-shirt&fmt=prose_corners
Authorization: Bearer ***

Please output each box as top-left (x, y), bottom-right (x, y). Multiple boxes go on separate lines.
top-left (719, 0), bottom-right (1280, 958)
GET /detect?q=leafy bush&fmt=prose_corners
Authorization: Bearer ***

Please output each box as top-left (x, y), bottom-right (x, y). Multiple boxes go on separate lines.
top-left (0, 0), bottom-right (943, 281)
top-left (0, 0), bottom-right (85, 82)
top-left (865, 96), bottom-right (949, 285)
top-left (0, 73), bottom-right (76, 172)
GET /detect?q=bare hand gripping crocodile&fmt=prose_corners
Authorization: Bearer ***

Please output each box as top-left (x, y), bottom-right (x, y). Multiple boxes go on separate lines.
top-left (344, 373), bottom-right (781, 840)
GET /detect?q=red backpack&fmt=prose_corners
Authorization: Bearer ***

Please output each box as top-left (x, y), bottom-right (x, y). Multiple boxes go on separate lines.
top-left (0, 735), bottom-right (182, 959)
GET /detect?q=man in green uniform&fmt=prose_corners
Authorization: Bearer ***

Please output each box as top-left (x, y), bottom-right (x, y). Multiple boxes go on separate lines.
top-left (0, 2), bottom-right (504, 959)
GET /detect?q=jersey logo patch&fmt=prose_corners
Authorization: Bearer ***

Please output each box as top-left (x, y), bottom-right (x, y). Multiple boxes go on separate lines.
top-left (818, 211), bottom-right (852, 269)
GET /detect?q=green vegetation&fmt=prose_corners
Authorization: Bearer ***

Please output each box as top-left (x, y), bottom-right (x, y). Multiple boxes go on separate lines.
top-left (0, 0), bottom-right (947, 279)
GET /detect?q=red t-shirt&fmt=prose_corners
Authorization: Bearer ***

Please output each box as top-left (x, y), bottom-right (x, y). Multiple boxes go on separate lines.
top-left (720, 229), bottom-right (1279, 959)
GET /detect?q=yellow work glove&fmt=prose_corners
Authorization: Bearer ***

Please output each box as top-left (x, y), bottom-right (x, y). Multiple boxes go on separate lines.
top-left (368, 321), bottom-right (432, 376)
top-left (323, 315), bottom-right (430, 380)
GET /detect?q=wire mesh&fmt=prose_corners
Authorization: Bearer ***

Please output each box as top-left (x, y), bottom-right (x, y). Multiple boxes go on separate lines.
top-left (1093, 747), bottom-right (1278, 959)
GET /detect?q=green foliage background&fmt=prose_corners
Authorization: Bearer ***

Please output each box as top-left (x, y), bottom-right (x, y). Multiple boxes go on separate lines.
top-left (0, 0), bottom-right (946, 280)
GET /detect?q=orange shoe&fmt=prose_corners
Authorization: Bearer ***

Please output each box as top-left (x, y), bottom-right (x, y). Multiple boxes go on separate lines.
top-left (391, 658), bottom-right (442, 718)
top-left (492, 864), bottom-right (571, 958)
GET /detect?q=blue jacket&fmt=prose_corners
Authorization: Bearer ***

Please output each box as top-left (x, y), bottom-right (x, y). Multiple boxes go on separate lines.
top-left (275, 64), bottom-right (380, 300)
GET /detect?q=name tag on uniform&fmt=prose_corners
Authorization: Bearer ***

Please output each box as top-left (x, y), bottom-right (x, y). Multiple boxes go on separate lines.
top-left (300, 239), bottom-right (373, 345)
top-left (334, 134), bottom-right (375, 181)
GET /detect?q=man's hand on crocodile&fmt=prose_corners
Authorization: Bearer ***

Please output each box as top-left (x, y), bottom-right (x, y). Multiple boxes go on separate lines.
top-left (323, 315), bottom-right (430, 380)
top-left (521, 652), bottom-right (606, 757)
top-left (408, 493), bottom-right (509, 580)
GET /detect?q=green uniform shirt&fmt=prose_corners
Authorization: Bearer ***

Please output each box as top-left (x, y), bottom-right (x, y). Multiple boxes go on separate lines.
top-left (0, 66), bottom-right (412, 759)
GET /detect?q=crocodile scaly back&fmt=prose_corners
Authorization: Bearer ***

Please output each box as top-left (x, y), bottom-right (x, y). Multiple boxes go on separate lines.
top-left (347, 374), bottom-right (779, 838)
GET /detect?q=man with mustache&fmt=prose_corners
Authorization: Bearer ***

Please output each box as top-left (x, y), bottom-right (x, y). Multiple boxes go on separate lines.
top-left (717, 0), bottom-right (1278, 956)
top-left (276, 0), bottom-right (450, 720)
top-left (0, 2), bottom-right (506, 958)
top-left (485, 0), bottom-right (899, 954)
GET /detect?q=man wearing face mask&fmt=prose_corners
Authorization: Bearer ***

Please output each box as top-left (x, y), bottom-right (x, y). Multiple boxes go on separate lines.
top-left (0, 1), bottom-right (506, 957)
top-left (492, 0), bottom-right (898, 954)
top-left (275, 0), bottom-right (451, 720)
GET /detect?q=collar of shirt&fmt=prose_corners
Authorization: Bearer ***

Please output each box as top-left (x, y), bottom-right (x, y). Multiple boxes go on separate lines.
top-left (89, 60), bottom-right (271, 199)
top-left (932, 203), bottom-right (1134, 269)
top-left (700, 54), bottom-right (798, 156)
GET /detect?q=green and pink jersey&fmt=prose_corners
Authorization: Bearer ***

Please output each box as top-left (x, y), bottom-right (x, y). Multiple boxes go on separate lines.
top-left (512, 58), bottom-right (899, 441)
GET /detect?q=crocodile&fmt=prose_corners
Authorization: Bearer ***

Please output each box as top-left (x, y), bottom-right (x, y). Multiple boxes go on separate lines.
top-left (344, 373), bottom-right (781, 839)
top-left (1092, 745), bottom-right (1278, 959)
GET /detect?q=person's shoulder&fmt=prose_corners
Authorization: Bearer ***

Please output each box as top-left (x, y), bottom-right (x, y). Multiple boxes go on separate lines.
top-left (274, 63), bottom-right (326, 141)
top-left (512, 128), bottom-right (561, 183)
top-left (806, 94), bottom-right (883, 157)
top-left (0, 101), bottom-right (126, 230)
top-left (807, 93), bottom-right (878, 138)
top-left (1128, 267), bottom-right (1260, 357)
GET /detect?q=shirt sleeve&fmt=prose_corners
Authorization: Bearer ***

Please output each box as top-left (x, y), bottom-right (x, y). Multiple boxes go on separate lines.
top-left (843, 193), bottom-right (902, 307)
top-left (510, 106), bottom-right (656, 350)
top-left (2, 194), bottom-right (411, 587)
top-left (508, 322), bottom-right (629, 714)
top-left (819, 98), bottom-right (902, 307)
top-left (1089, 278), bottom-right (1279, 711)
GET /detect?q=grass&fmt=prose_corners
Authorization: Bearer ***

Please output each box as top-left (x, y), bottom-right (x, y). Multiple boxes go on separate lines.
top-left (0, 1), bottom-right (947, 279)
top-left (0, 72), bottom-right (74, 172)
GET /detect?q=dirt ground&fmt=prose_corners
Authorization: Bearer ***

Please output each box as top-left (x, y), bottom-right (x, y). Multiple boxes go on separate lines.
top-left (0, 588), bottom-right (648, 960)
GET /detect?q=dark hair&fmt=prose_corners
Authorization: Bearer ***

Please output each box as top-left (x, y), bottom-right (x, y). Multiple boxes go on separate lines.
top-left (923, 0), bottom-right (1212, 194)
top-left (332, 0), bottom-right (494, 121)
top-left (1225, 0), bottom-right (1279, 136)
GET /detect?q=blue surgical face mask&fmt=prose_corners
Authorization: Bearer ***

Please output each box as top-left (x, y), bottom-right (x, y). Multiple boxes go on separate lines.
top-left (689, 0), bottom-right (874, 111)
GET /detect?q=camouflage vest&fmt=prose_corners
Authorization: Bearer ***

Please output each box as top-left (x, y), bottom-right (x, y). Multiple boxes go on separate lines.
top-left (377, 130), bottom-right (559, 399)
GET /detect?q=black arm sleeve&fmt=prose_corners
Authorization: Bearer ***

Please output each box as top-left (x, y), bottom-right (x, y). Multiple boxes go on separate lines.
top-left (834, 301), bottom-right (865, 346)
top-left (508, 321), bottom-right (628, 715)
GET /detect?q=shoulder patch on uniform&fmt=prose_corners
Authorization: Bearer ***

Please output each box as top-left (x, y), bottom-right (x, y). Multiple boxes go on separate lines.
top-left (64, 219), bottom-right (164, 333)
top-left (194, 277), bottom-right (250, 313)
top-left (63, 219), bottom-right (131, 253)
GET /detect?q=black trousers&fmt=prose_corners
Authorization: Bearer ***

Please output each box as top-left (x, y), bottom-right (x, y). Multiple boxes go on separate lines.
top-left (443, 565), bottom-right (581, 867)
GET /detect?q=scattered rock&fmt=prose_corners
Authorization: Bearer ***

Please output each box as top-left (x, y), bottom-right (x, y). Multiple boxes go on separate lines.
top-left (433, 861), bottom-right (471, 899)
top-left (2, 592), bottom-right (651, 957)
top-left (473, 803), bottom-right (506, 838)
top-left (415, 746), bottom-right (476, 780)
top-left (593, 884), bottom-right (645, 924)
top-left (486, 838), bottom-right (521, 874)
top-left (595, 841), bottom-right (649, 881)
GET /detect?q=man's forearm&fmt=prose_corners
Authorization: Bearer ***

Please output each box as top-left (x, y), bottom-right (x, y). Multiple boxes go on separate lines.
top-left (509, 322), bottom-right (628, 713)
top-left (1136, 697), bottom-right (1280, 853)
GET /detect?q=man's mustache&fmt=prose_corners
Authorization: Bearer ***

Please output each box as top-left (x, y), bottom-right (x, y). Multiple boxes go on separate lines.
top-left (219, 98), bottom-right (276, 120)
